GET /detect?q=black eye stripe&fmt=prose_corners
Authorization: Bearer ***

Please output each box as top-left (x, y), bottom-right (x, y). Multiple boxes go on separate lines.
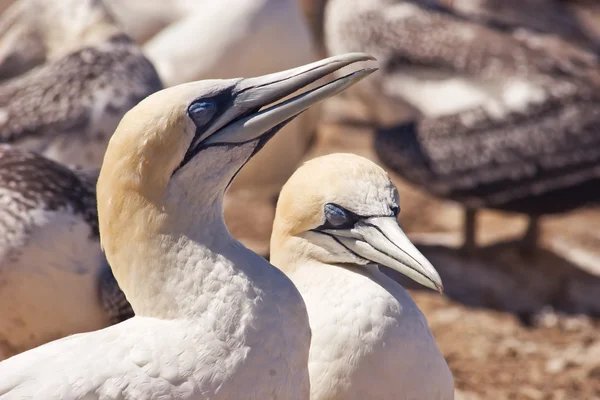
top-left (314, 202), bottom-right (400, 231)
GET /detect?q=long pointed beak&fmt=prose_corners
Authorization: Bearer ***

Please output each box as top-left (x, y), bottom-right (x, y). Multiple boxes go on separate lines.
top-left (203, 53), bottom-right (376, 146)
top-left (330, 217), bottom-right (444, 293)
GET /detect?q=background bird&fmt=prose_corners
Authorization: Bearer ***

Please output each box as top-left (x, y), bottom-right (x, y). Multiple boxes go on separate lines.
top-left (271, 153), bottom-right (453, 400)
top-left (0, 0), bottom-right (162, 168)
top-left (325, 0), bottom-right (600, 255)
top-left (0, 145), bottom-right (131, 361)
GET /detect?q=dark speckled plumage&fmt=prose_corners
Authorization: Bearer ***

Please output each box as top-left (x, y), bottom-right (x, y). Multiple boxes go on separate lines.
top-left (376, 99), bottom-right (600, 215)
top-left (0, 145), bottom-right (98, 229)
top-left (0, 145), bottom-right (133, 325)
top-left (0, 34), bottom-right (162, 167)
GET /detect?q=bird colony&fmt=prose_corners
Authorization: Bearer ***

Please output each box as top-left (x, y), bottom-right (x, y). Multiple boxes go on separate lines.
top-left (0, 0), bottom-right (598, 398)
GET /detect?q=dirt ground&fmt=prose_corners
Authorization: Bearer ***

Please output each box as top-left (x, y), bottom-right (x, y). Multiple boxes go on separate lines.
top-left (276, 97), bottom-right (600, 399)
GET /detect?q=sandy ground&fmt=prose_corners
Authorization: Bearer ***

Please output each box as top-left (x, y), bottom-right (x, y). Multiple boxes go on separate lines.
top-left (234, 94), bottom-right (600, 399)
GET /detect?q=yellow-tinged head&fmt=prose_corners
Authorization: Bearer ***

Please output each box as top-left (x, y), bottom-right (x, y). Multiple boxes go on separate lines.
top-left (271, 153), bottom-right (444, 293)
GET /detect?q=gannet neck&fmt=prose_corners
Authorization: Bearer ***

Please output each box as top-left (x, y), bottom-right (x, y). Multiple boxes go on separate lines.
top-left (97, 123), bottom-right (255, 320)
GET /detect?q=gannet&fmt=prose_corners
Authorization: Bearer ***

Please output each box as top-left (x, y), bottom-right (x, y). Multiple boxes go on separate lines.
top-left (271, 153), bottom-right (454, 400)
top-left (325, 0), bottom-right (600, 255)
top-left (0, 53), bottom-right (376, 399)
top-left (0, 145), bottom-right (132, 360)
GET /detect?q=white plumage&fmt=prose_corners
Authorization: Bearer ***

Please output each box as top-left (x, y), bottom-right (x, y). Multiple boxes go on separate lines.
top-left (271, 153), bottom-right (454, 400)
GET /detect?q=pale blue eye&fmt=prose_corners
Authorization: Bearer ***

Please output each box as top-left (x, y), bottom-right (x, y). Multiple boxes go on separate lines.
top-left (324, 203), bottom-right (350, 227)
top-left (188, 100), bottom-right (217, 128)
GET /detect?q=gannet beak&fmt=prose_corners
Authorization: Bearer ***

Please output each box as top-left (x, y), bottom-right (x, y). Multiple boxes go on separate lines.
top-left (328, 217), bottom-right (444, 293)
top-left (201, 53), bottom-right (377, 146)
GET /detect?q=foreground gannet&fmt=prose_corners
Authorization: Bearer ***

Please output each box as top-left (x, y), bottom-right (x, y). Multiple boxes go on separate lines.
top-left (271, 153), bottom-right (454, 400)
top-left (0, 53), bottom-right (375, 399)
top-left (325, 0), bottom-right (600, 255)
top-left (0, 0), bottom-right (162, 168)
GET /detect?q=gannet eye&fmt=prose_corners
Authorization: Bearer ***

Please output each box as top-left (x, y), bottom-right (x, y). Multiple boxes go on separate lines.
top-left (188, 100), bottom-right (217, 128)
top-left (324, 203), bottom-right (356, 228)
top-left (391, 205), bottom-right (400, 217)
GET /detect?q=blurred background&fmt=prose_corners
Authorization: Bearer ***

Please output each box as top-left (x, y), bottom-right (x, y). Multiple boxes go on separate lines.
top-left (0, 0), bottom-right (599, 398)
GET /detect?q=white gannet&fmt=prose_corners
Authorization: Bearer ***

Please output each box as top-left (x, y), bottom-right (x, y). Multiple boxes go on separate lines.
top-left (0, 0), bottom-right (162, 168)
top-left (325, 0), bottom-right (600, 255)
top-left (270, 153), bottom-right (454, 400)
top-left (0, 53), bottom-right (375, 399)
top-left (0, 145), bottom-right (132, 360)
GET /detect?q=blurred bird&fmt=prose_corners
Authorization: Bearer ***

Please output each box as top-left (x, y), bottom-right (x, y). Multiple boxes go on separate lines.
top-left (0, 0), bottom-right (162, 168)
top-left (325, 0), bottom-right (600, 255)
top-left (443, 0), bottom-right (600, 50)
top-left (0, 53), bottom-right (374, 399)
top-left (0, 145), bottom-right (131, 360)
top-left (271, 153), bottom-right (453, 400)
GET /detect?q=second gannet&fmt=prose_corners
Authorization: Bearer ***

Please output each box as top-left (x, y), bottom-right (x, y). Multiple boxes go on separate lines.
top-left (325, 0), bottom-right (600, 255)
top-left (271, 153), bottom-right (454, 400)
top-left (0, 53), bottom-right (375, 399)
top-left (0, 145), bottom-right (132, 361)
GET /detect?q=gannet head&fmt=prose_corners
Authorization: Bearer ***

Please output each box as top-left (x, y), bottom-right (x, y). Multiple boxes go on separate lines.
top-left (271, 153), bottom-right (444, 293)
top-left (96, 54), bottom-right (375, 304)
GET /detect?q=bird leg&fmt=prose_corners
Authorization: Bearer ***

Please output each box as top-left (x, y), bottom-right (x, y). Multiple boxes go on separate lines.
top-left (520, 215), bottom-right (539, 257)
top-left (461, 207), bottom-right (478, 256)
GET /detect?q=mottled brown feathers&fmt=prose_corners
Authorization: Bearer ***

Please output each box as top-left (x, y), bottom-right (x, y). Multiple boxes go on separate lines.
top-left (0, 34), bottom-right (162, 143)
top-left (375, 99), bottom-right (600, 214)
top-left (0, 145), bottom-right (100, 233)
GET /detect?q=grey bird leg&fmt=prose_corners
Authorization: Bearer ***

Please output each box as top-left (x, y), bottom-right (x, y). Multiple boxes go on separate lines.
top-left (461, 207), bottom-right (478, 256)
top-left (520, 215), bottom-right (539, 257)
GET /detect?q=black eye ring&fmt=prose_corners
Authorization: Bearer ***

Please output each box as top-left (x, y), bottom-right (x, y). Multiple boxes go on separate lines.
top-left (391, 205), bottom-right (400, 217)
top-left (188, 100), bottom-right (217, 128)
top-left (322, 203), bottom-right (360, 230)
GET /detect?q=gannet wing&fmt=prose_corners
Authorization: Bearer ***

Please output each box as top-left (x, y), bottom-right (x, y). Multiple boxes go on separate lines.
top-left (375, 97), bottom-right (600, 212)
top-left (0, 39), bottom-right (161, 144)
